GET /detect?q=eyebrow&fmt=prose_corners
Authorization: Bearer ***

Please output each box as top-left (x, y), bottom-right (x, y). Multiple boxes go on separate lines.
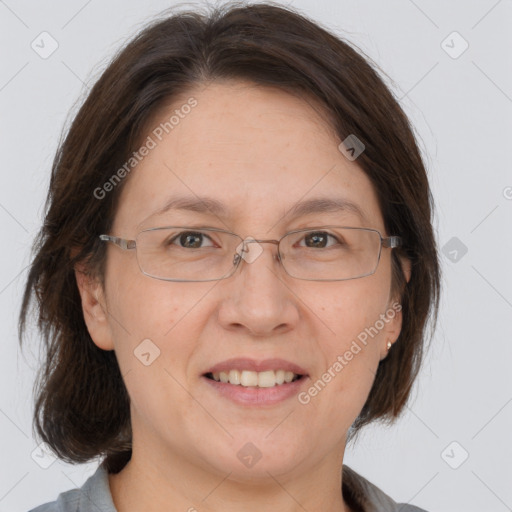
top-left (146, 194), bottom-right (368, 224)
top-left (287, 196), bottom-right (367, 222)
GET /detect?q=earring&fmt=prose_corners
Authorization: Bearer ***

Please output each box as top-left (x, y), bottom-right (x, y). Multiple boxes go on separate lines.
top-left (386, 340), bottom-right (392, 351)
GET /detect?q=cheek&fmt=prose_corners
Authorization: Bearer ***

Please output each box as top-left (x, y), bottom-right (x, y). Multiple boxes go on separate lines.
top-left (104, 278), bottom-right (205, 423)
top-left (312, 272), bottom-right (391, 343)
top-left (106, 259), bottom-right (202, 338)
top-left (304, 275), bottom-right (391, 397)
top-left (104, 269), bottom-right (207, 381)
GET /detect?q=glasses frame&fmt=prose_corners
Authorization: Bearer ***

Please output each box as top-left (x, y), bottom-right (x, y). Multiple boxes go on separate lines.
top-left (99, 225), bottom-right (402, 282)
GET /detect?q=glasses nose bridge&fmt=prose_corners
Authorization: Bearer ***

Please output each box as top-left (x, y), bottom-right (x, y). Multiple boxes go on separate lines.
top-left (233, 237), bottom-right (283, 269)
top-left (251, 238), bottom-right (280, 245)
top-left (242, 237), bottom-right (281, 256)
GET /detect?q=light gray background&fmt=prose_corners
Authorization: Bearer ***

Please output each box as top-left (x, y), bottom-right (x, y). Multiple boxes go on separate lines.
top-left (1, 1), bottom-right (511, 511)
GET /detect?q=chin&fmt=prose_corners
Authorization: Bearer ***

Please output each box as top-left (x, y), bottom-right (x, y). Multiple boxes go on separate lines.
top-left (197, 437), bottom-right (307, 481)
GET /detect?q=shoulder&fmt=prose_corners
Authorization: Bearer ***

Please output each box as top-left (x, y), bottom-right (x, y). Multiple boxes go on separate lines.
top-left (28, 464), bottom-right (117, 512)
top-left (342, 464), bottom-right (429, 512)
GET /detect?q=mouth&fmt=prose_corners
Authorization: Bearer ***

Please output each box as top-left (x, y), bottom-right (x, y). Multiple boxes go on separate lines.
top-left (204, 370), bottom-right (305, 388)
top-left (201, 358), bottom-right (309, 406)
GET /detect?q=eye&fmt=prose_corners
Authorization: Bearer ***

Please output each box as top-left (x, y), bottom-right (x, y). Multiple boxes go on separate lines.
top-left (168, 231), bottom-right (216, 249)
top-left (298, 231), bottom-right (340, 249)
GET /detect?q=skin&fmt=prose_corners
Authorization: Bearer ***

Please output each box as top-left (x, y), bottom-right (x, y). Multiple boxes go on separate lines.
top-left (76, 80), bottom-right (411, 512)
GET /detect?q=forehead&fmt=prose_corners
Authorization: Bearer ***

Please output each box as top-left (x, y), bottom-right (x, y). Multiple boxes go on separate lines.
top-left (113, 80), bottom-right (384, 234)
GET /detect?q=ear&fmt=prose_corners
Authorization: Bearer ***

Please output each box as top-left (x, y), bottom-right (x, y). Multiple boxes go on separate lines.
top-left (399, 254), bottom-right (412, 284)
top-left (379, 255), bottom-right (411, 361)
top-left (75, 264), bottom-right (115, 351)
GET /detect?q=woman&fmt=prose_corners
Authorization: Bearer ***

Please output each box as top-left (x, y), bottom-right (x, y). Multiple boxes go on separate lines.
top-left (20, 2), bottom-right (440, 511)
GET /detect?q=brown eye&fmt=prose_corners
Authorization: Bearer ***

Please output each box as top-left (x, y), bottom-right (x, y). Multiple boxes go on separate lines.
top-left (169, 231), bottom-right (215, 249)
top-left (301, 231), bottom-right (338, 249)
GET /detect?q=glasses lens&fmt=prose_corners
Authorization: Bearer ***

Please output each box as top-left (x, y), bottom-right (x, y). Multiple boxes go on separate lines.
top-left (280, 227), bottom-right (382, 281)
top-left (136, 228), bottom-right (241, 281)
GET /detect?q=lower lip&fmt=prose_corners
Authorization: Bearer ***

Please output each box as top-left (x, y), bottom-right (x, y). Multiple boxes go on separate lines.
top-left (202, 375), bottom-right (308, 406)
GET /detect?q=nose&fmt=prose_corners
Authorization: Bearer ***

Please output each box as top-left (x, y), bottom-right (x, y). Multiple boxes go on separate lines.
top-left (216, 239), bottom-right (300, 337)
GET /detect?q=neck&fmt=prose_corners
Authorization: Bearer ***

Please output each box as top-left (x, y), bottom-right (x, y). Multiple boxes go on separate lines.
top-left (108, 439), bottom-right (352, 512)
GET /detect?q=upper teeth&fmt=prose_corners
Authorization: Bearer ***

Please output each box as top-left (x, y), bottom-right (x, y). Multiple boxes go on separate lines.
top-left (211, 370), bottom-right (299, 387)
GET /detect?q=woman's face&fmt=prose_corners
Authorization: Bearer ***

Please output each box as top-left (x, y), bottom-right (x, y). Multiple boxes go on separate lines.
top-left (82, 80), bottom-right (406, 481)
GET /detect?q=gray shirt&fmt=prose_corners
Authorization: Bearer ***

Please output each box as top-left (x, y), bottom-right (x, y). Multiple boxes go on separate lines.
top-left (28, 463), bottom-right (428, 512)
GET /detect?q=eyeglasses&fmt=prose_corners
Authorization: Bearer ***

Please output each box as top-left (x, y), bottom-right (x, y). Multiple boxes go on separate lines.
top-left (99, 226), bottom-right (402, 282)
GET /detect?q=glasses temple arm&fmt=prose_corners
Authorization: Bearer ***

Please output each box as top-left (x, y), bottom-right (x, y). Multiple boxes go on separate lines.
top-left (382, 235), bottom-right (402, 249)
top-left (99, 234), bottom-right (136, 250)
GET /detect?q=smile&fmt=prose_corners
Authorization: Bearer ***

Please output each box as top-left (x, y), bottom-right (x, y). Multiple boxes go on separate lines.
top-left (205, 369), bottom-right (302, 387)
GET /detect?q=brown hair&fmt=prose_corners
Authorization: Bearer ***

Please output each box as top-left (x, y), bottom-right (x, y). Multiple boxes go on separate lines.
top-left (19, 1), bottom-right (440, 473)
